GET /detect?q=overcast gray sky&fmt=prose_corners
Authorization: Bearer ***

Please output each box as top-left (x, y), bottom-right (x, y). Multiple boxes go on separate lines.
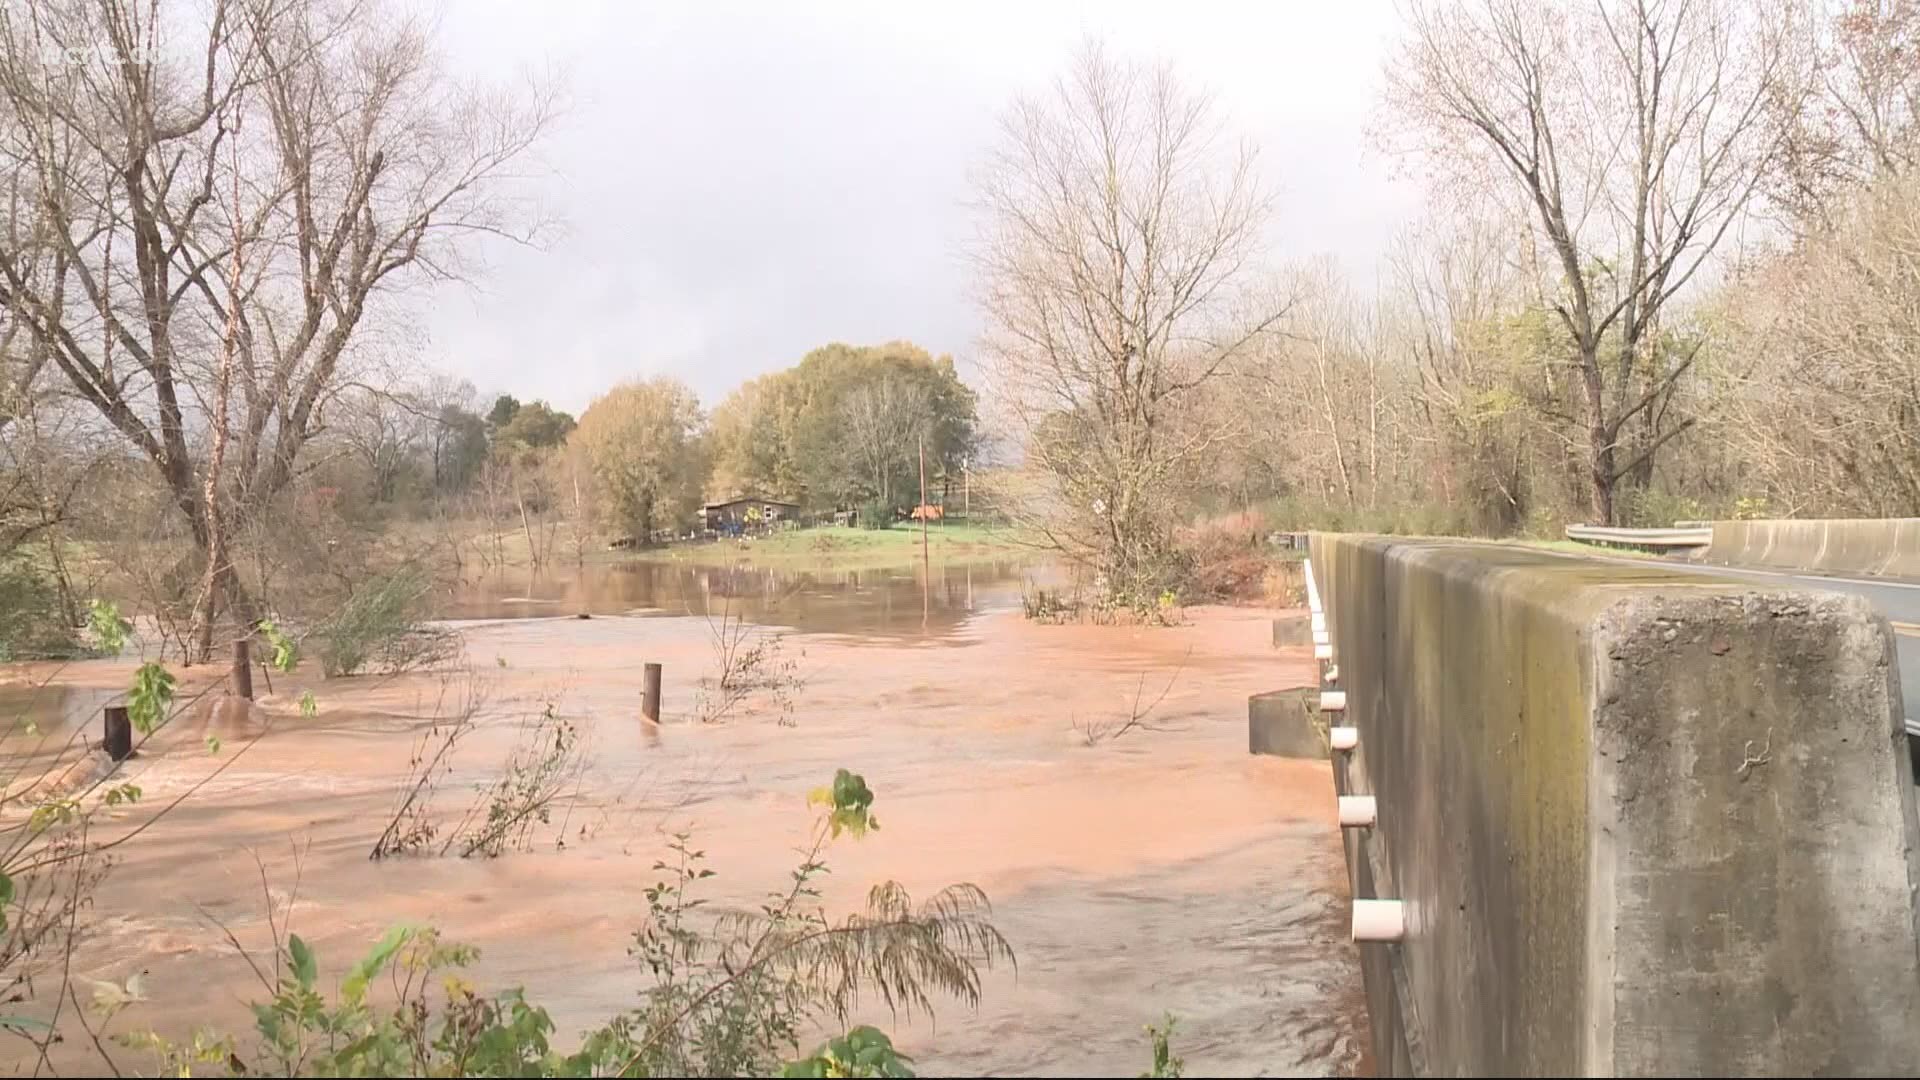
top-left (422, 0), bottom-right (1420, 413)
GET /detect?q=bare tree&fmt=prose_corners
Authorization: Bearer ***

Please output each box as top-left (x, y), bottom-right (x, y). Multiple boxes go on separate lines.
top-left (1384, 0), bottom-right (1805, 523)
top-left (549, 438), bottom-right (594, 563)
top-left (332, 383), bottom-right (432, 506)
top-left (1716, 169), bottom-right (1920, 515)
top-left (1388, 208), bottom-right (1553, 532)
top-left (188, 104), bottom-right (251, 655)
top-left (839, 375), bottom-right (930, 507)
top-left (1772, 0), bottom-right (1920, 230)
top-left (0, 0), bottom-right (555, 655)
top-left (972, 40), bottom-right (1288, 604)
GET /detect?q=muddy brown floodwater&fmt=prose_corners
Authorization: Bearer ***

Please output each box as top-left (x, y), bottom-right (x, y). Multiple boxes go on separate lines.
top-left (2, 557), bottom-right (1366, 1076)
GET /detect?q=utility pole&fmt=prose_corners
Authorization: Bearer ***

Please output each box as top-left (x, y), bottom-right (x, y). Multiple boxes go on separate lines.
top-left (918, 433), bottom-right (930, 631)
top-left (963, 454), bottom-right (971, 520)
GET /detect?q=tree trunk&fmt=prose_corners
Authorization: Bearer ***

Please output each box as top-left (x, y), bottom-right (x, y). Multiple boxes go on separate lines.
top-left (516, 486), bottom-right (538, 568)
top-left (44, 532), bottom-right (79, 631)
top-left (1580, 343), bottom-right (1616, 525)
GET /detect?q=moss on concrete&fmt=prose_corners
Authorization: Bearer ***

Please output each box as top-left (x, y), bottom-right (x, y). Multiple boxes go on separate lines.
top-left (1312, 532), bottom-right (1920, 1076)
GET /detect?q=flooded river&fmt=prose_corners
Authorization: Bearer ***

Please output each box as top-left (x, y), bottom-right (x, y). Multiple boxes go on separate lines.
top-left (2, 556), bottom-right (1365, 1076)
top-left (436, 557), bottom-right (1044, 639)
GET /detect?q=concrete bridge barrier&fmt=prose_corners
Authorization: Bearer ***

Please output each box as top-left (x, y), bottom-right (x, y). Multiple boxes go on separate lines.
top-left (1271, 612), bottom-right (1312, 646)
top-left (1248, 686), bottom-right (1326, 758)
top-left (1705, 517), bottom-right (1920, 577)
top-left (1311, 534), bottom-right (1920, 1076)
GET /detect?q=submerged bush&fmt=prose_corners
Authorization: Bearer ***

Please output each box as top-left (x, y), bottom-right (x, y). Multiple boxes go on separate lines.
top-left (0, 560), bottom-right (76, 660)
top-left (1022, 585), bottom-right (1075, 623)
top-left (316, 567), bottom-right (459, 676)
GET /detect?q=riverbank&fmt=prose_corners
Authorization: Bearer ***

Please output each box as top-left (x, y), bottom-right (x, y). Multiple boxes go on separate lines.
top-left (622, 521), bottom-right (1036, 569)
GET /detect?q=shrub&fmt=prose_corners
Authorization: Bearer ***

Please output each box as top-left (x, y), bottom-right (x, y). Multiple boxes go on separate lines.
top-left (0, 560), bottom-right (76, 660)
top-left (1175, 516), bottom-right (1268, 602)
top-left (1256, 495), bottom-right (1482, 538)
top-left (1021, 586), bottom-right (1076, 623)
top-left (316, 567), bottom-right (459, 676)
top-left (1614, 486), bottom-right (1708, 529)
top-left (696, 604), bottom-right (805, 724)
top-left (1141, 1014), bottom-right (1184, 1078)
top-left (444, 703), bottom-right (584, 858)
top-left (857, 499), bottom-right (894, 530)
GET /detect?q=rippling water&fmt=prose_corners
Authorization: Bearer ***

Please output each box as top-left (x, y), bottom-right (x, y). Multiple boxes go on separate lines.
top-left (4, 558), bottom-right (1365, 1076)
top-left (436, 556), bottom-right (1042, 640)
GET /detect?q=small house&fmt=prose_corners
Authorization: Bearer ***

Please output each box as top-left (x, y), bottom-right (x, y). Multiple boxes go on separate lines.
top-left (702, 496), bottom-right (801, 535)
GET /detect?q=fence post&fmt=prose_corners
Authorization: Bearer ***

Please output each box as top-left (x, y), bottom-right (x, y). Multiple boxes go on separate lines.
top-left (104, 706), bottom-right (132, 761)
top-left (233, 638), bottom-right (254, 700)
top-left (643, 662), bottom-right (662, 724)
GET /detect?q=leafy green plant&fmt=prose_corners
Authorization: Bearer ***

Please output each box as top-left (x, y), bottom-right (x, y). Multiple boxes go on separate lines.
top-left (127, 662), bottom-right (176, 735)
top-left (1140, 1013), bottom-right (1184, 1078)
top-left (121, 925), bottom-right (558, 1078)
top-left (784, 1026), bottom-right (915, 1077)
top-left (26, 798), bottom-right (79, 833)
top-left (857, 499), bottom-right (894, 530)
top-left (607, 767), bottom-right (1008, 1077)
top-left (87, 599), bottom-right (130, 656)
top-left (103, 783), bottom-right (142, 808)
top-left (257, 618), bottom-right (299, 672)
top-left (810, 768), bottom-right (877, 837)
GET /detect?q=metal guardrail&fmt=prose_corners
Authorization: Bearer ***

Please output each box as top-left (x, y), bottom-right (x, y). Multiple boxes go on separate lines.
top-left (1565, 524), bottom-right (1713, 548)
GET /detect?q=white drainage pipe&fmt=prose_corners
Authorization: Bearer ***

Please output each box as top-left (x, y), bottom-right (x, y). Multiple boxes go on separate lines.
top-left (1329, 726), bottom-right (1358, 751)
top-left (1337, 795), bottom-right (1376, 827)
top-left (1311, 612), bottom-right (1326, 634)
top-left (1352, 899), bottom-right (1405, 942)
top-left (1312, 629), bottom-right (1329, 646)
top-left (1314, 643), bottom-right (1333, 661)
top-left (1319, 690), bottom-right (1347, 712)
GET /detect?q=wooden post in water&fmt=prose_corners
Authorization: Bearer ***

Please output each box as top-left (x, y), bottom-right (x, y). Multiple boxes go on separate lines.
top-left (232, 638), bottom-right (253, 700)
top-left (642, 662), bottom-right (662, 724)
top-left (103, 706), bottom-right (132, 761)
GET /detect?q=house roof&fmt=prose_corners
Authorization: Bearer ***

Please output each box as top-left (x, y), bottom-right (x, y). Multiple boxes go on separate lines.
top-left (701, 495), bottom-right (800, 511)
